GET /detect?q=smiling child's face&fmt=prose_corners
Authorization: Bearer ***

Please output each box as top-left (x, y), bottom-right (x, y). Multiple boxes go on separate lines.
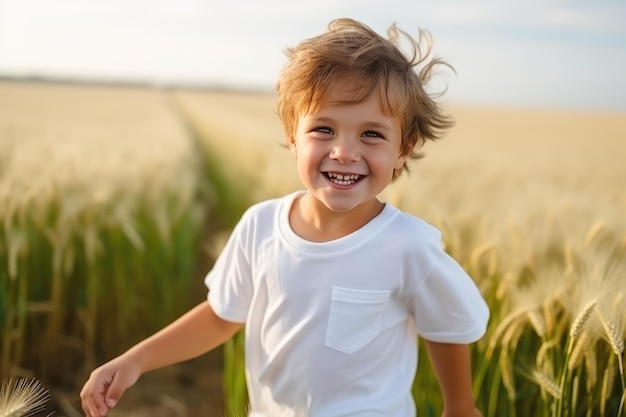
top-left (289, 89), bottom-right (407, 217)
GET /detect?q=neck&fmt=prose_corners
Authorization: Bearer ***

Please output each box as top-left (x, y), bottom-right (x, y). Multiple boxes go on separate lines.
top-left (289, 193), bottom-right (383, 242)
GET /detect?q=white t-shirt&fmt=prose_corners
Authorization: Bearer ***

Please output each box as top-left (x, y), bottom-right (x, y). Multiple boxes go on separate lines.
top-left (206, 191), bottom-right (489, 417)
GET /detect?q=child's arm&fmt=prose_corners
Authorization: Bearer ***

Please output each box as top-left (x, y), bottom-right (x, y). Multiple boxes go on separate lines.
top-left (425, 340), bottom-right (483, 417)
top-left (80, 300), bottom-right (243, 417)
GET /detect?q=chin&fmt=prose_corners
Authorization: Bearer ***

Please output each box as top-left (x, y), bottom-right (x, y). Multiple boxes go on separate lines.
top-left (319, 196), bottom-right (369, 213)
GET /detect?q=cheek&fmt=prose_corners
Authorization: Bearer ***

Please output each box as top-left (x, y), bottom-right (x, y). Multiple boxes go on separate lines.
top-left (293, 145), bottom-right (315, 174)
top-left (296, 141), bottom-right (320, 162)
top-left (375, 150), bottom-right (401, 168)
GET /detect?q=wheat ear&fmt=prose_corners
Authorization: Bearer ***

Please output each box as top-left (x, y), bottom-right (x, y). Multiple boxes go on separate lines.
top-left (531, 369), bottom-right (562, 400)
top-left (568, 331), bottom-right (592, 371)
top-left (499, 349), bottom-right (516, 401)
top-left (569, 299), bottom-right (596, 340)
top-left (527, 309), bottom-right (546, 338)
top-left (584, 220), bottom-right (605, 245)
top-left (595, 308), bottom-right (624, 356)
top-left (0, 378), bottom-right (51, 417)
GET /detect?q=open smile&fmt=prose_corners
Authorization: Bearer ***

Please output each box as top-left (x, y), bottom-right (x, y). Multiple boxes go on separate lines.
top-left (324, 172), bottom-right (364, 186)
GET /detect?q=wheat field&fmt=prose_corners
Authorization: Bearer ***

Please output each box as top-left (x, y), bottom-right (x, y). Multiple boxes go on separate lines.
top-left (0, 81), bottom-right (207, 386)
top-left (1, 81), bottom-right (625, 416)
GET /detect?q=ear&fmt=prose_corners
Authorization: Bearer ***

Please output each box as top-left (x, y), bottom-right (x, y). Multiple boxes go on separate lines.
top-left (394, 152), bottom-right (409, 171)
top-left (288, 136), bottom-right (297, 156)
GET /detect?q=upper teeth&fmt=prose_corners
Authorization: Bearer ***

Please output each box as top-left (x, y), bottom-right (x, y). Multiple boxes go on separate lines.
top-left (328, 172), bottom-right (360, 185)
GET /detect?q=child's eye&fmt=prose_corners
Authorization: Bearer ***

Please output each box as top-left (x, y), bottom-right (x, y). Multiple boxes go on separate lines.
top-left (362, 131), bottom-right (383, 138)
top-left (313, 127), bottom-right (334, 135)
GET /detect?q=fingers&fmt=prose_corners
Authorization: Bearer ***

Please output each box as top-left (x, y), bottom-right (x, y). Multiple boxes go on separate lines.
top-left (80, 377), bottom-right (109, 417)
top-left (80, 369), bottom-right (126, 417)
top-left (103, 374), bottom-right (126, 410)
top-left (80, 354), bottom-right (142, 416)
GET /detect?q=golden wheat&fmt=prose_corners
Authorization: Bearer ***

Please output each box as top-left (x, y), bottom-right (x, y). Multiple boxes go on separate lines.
top-left (526, 309), bottom-right (546, 338)
top-left (584, 221), bottom-right (606, 246)
top-left (0, 82), bottom-right (206, 381)
top-left (0, 83), bottom-right (199, 264)
top-left (172, 90), bottom-right (300, 202)
top-left (596, 308), bottom-right (625, 356)
top-left (488, 309), bottom-right (526, 352)
top-left (536, 340), bottom-right (559, 370)
top-left (568, 331), bottom-right (593, 371)
top-left (469, 242), bottom-right (498, 277)
top-left (0, 378), bottom-right (50, 417)
top-left (499, 350), bottom-right (516, 401)
top-left (531, 369), bottom-right (562, 400)
top-left (569, 299), bottom-right (597, 340)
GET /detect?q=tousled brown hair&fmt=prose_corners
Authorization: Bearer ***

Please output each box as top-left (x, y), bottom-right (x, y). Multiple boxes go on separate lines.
top-left (276, 18), bottom-right (454, 179)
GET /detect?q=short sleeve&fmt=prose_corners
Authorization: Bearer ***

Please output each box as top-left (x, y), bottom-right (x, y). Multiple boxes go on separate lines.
top-left (204, 219), bottom-right (253, 323)
top-left (410, 243), bottom-right (489, 343)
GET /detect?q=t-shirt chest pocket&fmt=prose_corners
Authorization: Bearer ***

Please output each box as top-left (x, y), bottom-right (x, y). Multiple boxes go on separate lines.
top-left (325, 287), bottom-right (390, 354)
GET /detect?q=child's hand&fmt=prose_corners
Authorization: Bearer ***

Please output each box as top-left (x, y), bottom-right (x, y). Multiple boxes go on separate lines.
top-left (80, 354), bottom-right (141, 417)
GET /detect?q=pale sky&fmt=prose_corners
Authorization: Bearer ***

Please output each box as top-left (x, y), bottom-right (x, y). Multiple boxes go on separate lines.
top-left (0, 0), bottom-right (625, 111)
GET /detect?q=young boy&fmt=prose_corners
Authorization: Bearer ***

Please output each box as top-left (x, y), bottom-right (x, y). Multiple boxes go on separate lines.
top-left (80, 18), bottom-right (489, 417)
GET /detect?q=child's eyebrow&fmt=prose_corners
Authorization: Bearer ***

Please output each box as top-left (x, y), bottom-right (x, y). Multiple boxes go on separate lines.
top-left (307, 116), bottom-right (334, 124)
top-left (308, 116), bottom-right (393, 131)
top-left (363, 121), bottom-right (393, 131)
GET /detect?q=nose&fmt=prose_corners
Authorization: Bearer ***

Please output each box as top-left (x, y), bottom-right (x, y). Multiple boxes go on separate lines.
top-left (329, 136), bottom-right (360, 163)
